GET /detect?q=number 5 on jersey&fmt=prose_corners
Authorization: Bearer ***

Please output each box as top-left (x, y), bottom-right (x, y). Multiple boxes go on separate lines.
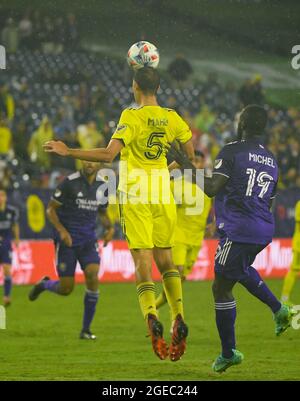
top-left (145, 132), bottom-right (165, 160)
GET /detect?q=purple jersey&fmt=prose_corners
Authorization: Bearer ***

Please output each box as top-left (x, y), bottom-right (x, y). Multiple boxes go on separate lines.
top-left (213, 138), bottom-right (278, 245)
top-left (52, 171), bottom-right (108, 247)
top-left (0, 205), bottom-right (19, 246)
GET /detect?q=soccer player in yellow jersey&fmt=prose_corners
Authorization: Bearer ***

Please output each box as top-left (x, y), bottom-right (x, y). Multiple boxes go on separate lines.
top-left (156, 151), bottom-right (214, 315)
top-left (281, 200), bottom-right (300, 303)
top-left (44, 67), bottom-right (195, 361)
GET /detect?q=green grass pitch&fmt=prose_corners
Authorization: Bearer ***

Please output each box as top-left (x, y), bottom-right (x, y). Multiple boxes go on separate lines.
top-left (1, 280), bottom-right (300, 381)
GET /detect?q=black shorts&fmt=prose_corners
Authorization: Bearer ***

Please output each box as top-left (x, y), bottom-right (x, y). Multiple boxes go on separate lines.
top-left (214, 237), bottom-right (268, 281)
top-left (55, 240), bottom-right (100, 277)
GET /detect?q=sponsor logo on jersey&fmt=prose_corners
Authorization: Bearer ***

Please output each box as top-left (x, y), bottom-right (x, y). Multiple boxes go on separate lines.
top-left (214, 159), bottom-right (223, 169)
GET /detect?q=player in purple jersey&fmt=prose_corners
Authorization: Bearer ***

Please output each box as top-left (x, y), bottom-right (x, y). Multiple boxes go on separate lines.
top-left (29, 161), bottom-right (114, 340)
top-left (169, 105), bottom-right (296, 373)
top-left (0, 189), bottom-right (19, 307)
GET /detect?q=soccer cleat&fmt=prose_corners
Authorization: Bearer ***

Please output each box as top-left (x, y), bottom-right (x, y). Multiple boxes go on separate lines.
top-left (28, 276), bottom-right (50, 301)
top-left (79, 330), bottom-right (97, 340)
top-left (3, 296), bottom-right (11, 308)
top-left (274, 304), bottom-right (297, 336)
top-left (280, 299), bottom-right (294, 308)
top-left (169, 314), bottom-right (188, 362)
top-left (147, 314), bottom-right (169, 360)
top-left (212, 349), bottom-right (244, 373)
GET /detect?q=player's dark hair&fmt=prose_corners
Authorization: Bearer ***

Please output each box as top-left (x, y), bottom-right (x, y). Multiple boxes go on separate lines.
top-left (240, 104), bottom-right (267, 137)
top-left (133, 67), bottom-right (160, 95)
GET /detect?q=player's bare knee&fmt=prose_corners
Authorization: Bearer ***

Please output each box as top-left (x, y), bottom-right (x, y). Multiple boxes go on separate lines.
top-left (3, 265), bottom-right (12, 276)
top-left (153, 248), bottom-right (174, 274)
top-left (158, 261), bottom-right (173, 274)
top-left (136, 265), bottom-right (152, 282)
top-left (85, 275), bottom-right (99, 291)
top-left (212, 280), bottom-right (218, 299)
top-left (85, 269), bottom-right (98, 283)
top-left (59, 283), bottom-right (74, 296)
top-left (61, 287), bottom-right (73, 296)
top-left (156, 254), bottom-right (174, 274)
top-left (212, 280), bottom-right (233, 301)
top-left (84, 265), bottom-right (99, 290)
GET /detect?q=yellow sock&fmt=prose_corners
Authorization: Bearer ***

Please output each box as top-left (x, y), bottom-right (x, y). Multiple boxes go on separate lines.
top-left (137, 282), bottom-right (157, 319)
top-left (162, 269), bottom-right (184, 321)
top-left (155, 289), bottom-right (168, 309)
top-left (281, 269), bottom-right (298, 302)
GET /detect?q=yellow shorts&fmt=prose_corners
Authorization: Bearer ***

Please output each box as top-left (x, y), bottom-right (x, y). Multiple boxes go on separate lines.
top-left (172, 241), bottom-right (202, 276)
top-left (119, 194), bottom-right (177, 249)
top-left (291, 251), bottom-right (300, 272)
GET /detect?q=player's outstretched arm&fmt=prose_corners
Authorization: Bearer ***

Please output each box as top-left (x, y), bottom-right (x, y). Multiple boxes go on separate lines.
top-left (168, 139), bottom-right (195, 172)
top-left (203, 174), bottom-right (228, 198)
top-left (43, 139), bottom-right (124, 163)
top-left (168, 143), bottom-right (228, 198)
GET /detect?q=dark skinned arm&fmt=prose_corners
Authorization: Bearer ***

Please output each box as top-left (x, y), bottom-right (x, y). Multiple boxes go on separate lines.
top-left (168, 144), bottom-right (228, 198)
top-left (168, 138), bottom-right (195, 171)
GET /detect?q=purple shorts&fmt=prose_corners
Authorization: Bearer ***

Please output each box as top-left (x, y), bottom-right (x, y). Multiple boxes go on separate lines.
top-left (55, 240), bottom-right (100, 277)
top-left (0, 242), bottom-right (12, 265)
top-left (214, 237), bottom-right (268, 281)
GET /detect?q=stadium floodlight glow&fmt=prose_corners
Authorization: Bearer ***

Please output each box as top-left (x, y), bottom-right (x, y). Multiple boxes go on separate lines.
top-left (0, 45), bottom-right (6, 69)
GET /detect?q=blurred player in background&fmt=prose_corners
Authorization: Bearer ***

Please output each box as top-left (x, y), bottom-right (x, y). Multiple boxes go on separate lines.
top-left (281, 200), bottom-right (300, 304)
top-left (0, 189), bottom-right (19, 307)
top-left (43, 67), bottom-right (194, 361)
top-left (156, 151), bottom-right (215, 322)
top-left (170, 105), bottom-right (296, 373)
top-left (29, 161), bottom-right (114, 340)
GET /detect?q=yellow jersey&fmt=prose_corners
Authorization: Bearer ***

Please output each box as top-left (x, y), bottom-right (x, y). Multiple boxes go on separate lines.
top-left (292, 200), bottom-right (300, 252)
top-left (112, 106), bottom-right (192, 196)
top-left (0, 126), bottom-right (12, 154)
top-left (171, 177), bottom-right (212, 246)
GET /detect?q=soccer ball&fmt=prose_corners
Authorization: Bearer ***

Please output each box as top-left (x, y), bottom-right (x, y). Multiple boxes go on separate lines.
top-left (127, 41), bottom-right (160, 70)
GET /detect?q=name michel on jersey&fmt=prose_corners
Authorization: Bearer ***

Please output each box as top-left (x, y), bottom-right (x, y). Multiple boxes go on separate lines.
top-left (249, 153), bottom-right (275, 168)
